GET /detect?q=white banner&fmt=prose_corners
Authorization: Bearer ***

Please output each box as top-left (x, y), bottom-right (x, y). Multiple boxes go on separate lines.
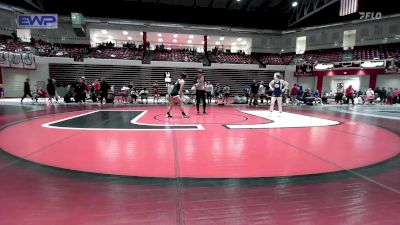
top-left (0, 51), bottom-right (10, 67)
top-left (9, 53), bottom-right (23, 68)
top-left (22, 53), bottom-right (36, 69)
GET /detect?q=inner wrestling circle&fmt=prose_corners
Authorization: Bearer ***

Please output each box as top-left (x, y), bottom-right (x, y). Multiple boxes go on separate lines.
top-left (153, 113), bottom-right (249, 124)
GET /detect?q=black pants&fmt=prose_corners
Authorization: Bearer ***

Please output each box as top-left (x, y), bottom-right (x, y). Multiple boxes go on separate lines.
top-left (196, 90), bottom-right (206, 112)
top-left (335, 95), bottom-right (343, 104)
top-left (100, 93), bottom-right (108, 103)
top-left (394, 96), bottom-right (398, 104)
top-left (206, 92), bottom-right (212, 103)
top-left (347, 96), bottom-right (354, 105)
top-left (259, 94), bottom-right (265, 103)
top-left (21, 92), bottom-right (32, 102)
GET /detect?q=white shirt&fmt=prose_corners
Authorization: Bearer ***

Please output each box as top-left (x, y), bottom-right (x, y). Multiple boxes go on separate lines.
top-left (205, 84), bottom-right (213, 93)
top-left (258, 84), bottom-right (266, 95)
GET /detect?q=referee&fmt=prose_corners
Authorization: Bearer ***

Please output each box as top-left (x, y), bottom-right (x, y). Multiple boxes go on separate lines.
top-left (195, 69), bottom-right (207, 114)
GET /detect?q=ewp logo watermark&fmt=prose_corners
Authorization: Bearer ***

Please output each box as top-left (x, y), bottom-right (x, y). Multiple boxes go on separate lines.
top-left (17, 14), bottom-right (58, 29)
top-left (359, 12), bottom-right (382, 20)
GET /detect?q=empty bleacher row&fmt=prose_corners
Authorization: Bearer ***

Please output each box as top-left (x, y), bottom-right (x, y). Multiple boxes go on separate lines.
top-left (352, 43), bottom-right (400, 60)
top-left (208, 52), bottom-right (258, 64)
top-left (252, 53), bottom-right (295, 65)
top-left (152, 49), bottom-right (204, 62)
top-left (49, 63), bottom-right (279, 96)
top-left (302, 48), bottom-right (343, 64)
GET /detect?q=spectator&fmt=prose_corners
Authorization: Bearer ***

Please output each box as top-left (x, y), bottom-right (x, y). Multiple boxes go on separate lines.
top-left (381, 87), bottom-right (387, 104)
top-left (93, 79), bottom-right (101, 99)
top-left (0, 83), bottom-right (4, 98)
top-left (258, 81), bottom-right (266, 104)
top-left (120, 85), bottom-right (130, 104)
top-left (205, 81), bottom-right (214, 104)
top-left (74, 78), bottom-right (86, 104)
top-left (130, 87), bottom-right (138, 103)
top-left (153, 81), bottom-right (160, 104)
top-left (223, 84), bottom-right (230, 104)
top-left (195, 69), bottom-right (207, 114)
top-left (100, 78), bottom-right (110, 104)
top-left (366, 88), bottom-right (375, 104)
top-left (345, 85), bottom-right (354, 105)
top-left (336, 85), bottom-right (344, 104)
top-left (290, 84), bottom-right (298, 105)
top-left (33, 87), bottom-right (47, 103)
top-left (393, 88), bottom-right (399, 104)
top-left (386, 87), bottom-right (394, 105)
top-left (107, 85), bottom-right (115, 103)
top-left (20, 78), bottom-right (33, 103)
top-left (249, 80), bottom-right (259, 106)
top-left (139, 88), bottom-right (149, 104)
top-left (64, 85), bottom-right (73, 103)
top-left (46, 79), bottom-right (58, 103)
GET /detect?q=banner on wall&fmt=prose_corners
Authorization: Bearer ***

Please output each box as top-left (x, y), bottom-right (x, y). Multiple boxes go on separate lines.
top-left (385, 59), bottom-right (399, 73)
top-left (22, 53), bottom-right (36, 69)
top-left (0, 51), bottom-right (10, 67)
top-left (294, 64), bottom-right (313, 76)
top-left (9, 53), bottom-right (23, 68)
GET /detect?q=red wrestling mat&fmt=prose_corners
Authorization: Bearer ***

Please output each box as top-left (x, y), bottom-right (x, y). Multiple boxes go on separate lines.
top-left (1, 106), bottom-right (399, 178)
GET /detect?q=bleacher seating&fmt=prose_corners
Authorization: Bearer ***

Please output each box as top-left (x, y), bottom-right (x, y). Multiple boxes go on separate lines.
top-left (152, 49), bottom-right (203, 62)
top-left (352, 43), bottom-right (400, 60)
top-left (253, 53), bottom-right (295, 65)
top-left (87, 47), bottom-right (143, 60)
top-left (2, 34), bottom-right (400, 64)
top-left (33, 41), bottom-right (89, 58)
top-left (208, 52), bottom-right (258, 64)
top-left (0, 35), bottom-right (31, 53)
top-left (302, 48), bottom-right (343, 64)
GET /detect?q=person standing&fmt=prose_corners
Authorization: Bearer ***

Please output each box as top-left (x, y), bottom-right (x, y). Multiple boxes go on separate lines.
top-left (223, 84), bottom-right (230, 104)
top-left (345, 85), bottom-right (355, 105)
top-left (249, 80), bottom-right (259, 106)
top-left (74, 78), bottom-right (85, 104)
top-left (93, 79), bottom-right (101, 100)
top-left (386, 87), bottom-right (394, 105)
top-left (205, 81), bottom-right (214, 104)
top-left (46, 79), bottom-right (58, 103)
top-left (0, 83), bottom-right (4, 98)
top-left (166, 73), bottom-right (189, 118)
top-left (153, 81), bottom-right (160, 104)
top-left (258, 81), bottom-right (266, 104)
top-left (100, 77), bottom-right (110, 104)
top-left (336, 85), bottom-right (344, 105)
top-left (21, 78), bottom-right (33, 103)
top-left (290, 84), bottom-right (298, 105)
top-left (366, 88), bottom-right (375, 104)
top-left (381, 87), bottom-right (387, 104)
top-left (195, 69), bottom-right (207, 114)
top-left (269, 73), bottom-right (289, 116)
top-left (393, 88), bottom-right (399, 105)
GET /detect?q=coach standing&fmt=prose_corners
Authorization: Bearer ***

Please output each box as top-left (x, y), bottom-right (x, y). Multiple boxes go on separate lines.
top-left (195, 69), bottom-right (207, 114)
